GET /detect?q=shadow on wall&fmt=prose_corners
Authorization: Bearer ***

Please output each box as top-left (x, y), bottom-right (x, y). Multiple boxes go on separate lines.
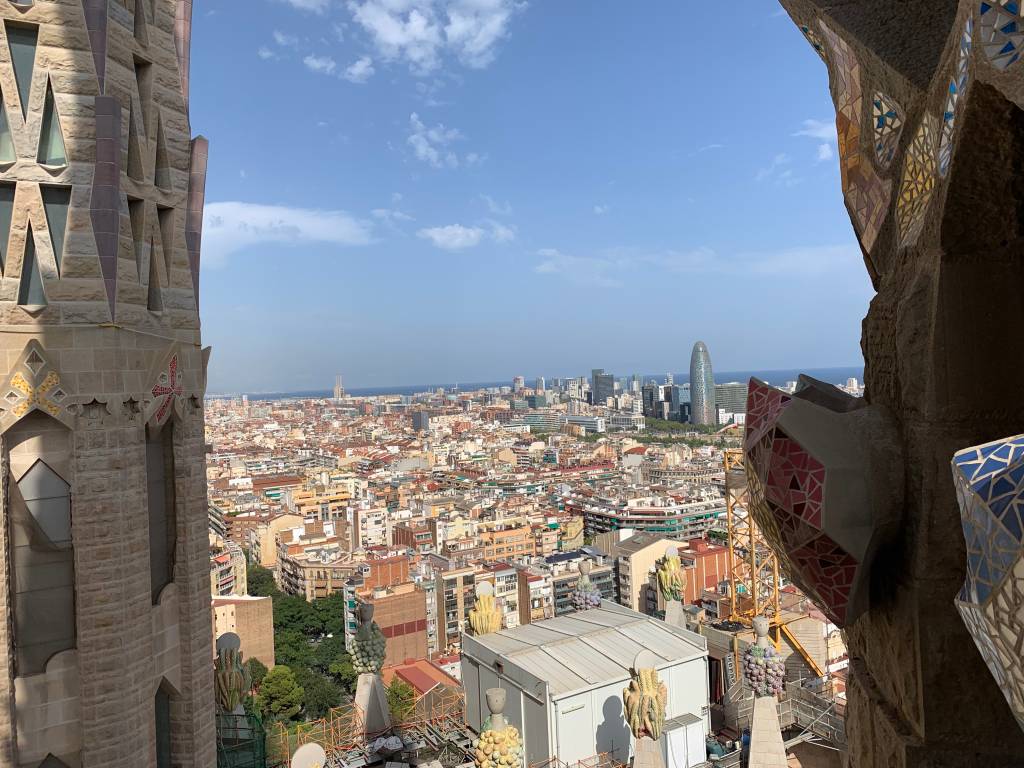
top-left (595, 694), bottom-right (632, 763)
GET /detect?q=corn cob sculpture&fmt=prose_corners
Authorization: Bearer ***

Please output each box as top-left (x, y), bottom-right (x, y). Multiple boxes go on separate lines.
top-left (622, 657), bottom-right (668, 741)
top-left (470, 581), bottom-right (503, 636)
top-left (656, 546), bottom-right (686, 603)
top-left (214, 636), bottom-right (251, 713)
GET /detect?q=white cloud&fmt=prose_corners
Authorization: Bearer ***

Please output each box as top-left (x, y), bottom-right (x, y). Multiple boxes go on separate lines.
top-left (278, 0), bottom-right (330, 13)
top-left (372, 207), bottom-right (415, 224)
top-left (793, 119), bottom-right (837, 141)
top-left (417, 220), bottom-right (514, 250)
top-left (391, 192), bottom-right (404, 203)
top-left (344, 56), bottom-right (376, 83)
top-left (202, 202), bottom-right (372, 267)
top-left (696, 143), bottom-right (725, 153)
top-left (273, 30), bottom-right (300, 47)
top-left (486, 219), bottom-right (515, 243)
top-left (532, 243), bottom-right (862, 287)
top-left (816, 143), bottom-right (834, 162)
top-left (755, 153), bottom-right (800, 186)
top-left (534, 248), bottom-right (623, 288)
top-left (480, 194), bottom-right (512, 216)
top-left (346, 0), bottom-right (524, 74)
top-left (257, 47), bottom-right (277, 60)
top-left (593, 204), bottom-right (609, 215)
top-left (407, 112), bottom-right (468, 168)
top-left (417, 224), bottom-right (484, 250)
top-left (304, 54), bottom-right (338, 75)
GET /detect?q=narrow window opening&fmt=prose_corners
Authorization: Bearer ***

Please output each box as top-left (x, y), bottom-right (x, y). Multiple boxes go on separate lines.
top-left (147, 424), bottom-right (176, 603)
top-left (37, 81), bottom-right (66, 167)
top-left (147, 237), bottom-right (162, 312)
top-left (154, 115), bottom-right (170, 191)
top-left (40, 185), bottom-right (71, 275)
top-left (0, 182), bottom-right (14, 273)
top-left (5, 23), bottom-right (37, 118)
top-left (126, 105), bottom-right (144, 182)
top-left (155, 684), bottom-right (172, 768)
top-left (0, 97), bottom-right (15, 164)
top-left (157, 205), bottom-right (174, 280)
top-left (7, 413), bottom-right (74, 676)
top-left (17, 227), bottom-right (45, 307)
top-left (133, 58), bottom-right (153, 136)
top-left (128, 196), bottom-right (145, 282)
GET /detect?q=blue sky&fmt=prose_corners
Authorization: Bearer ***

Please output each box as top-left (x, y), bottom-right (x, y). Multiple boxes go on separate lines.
top-left (192, 0), bottom-right (870, 394)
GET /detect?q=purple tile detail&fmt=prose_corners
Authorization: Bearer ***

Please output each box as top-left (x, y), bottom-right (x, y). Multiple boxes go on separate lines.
top-left (91, 96), bottom-right (121, 320)
top-left (185, 135), bottom-right (208, 309)
top-left (82, 0), bottom-right (108, 94)
top-left (175, 0), bottom-right (193, 108)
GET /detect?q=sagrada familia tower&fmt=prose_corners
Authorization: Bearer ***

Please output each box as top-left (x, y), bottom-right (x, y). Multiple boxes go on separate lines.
top-left (0, 0), bottom-right (213, 765)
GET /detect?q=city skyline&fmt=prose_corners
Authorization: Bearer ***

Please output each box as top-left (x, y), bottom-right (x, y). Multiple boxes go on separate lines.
top-left (191, 0), bottom-right (871, 393)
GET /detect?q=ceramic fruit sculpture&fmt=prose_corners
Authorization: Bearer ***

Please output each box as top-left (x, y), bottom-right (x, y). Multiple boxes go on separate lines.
top-left (743, 615), bottom-right (786, 697)
top-left (469, 581), bottom-right (502, 635)
top-left (571, 559), bottom-right (602, 610)
top-left (352, 603), bottom-right (387, 674)
top-left (474, 688), bottom-right (523, 768)
top-left (623, 654), bottom-right (668, 740)
top-left (656, 546), bottom-right (687, 603)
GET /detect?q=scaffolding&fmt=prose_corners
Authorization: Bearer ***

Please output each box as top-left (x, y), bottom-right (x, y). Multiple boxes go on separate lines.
top-left (266, 686), bottom-right (470, 768)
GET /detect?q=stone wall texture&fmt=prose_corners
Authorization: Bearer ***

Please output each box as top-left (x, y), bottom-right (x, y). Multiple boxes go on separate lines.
top-left (0, 0), bottom-right (213, 766)
top-left (776, 1), bottom-right (1024, 766)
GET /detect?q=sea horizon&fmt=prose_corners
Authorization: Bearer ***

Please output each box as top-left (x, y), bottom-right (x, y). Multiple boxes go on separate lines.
top-left (208, 365), bottom-right (864, 401)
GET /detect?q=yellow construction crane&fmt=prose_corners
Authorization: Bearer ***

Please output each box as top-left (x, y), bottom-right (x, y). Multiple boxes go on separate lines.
top-left (724, 449), bottom-right (780, 624)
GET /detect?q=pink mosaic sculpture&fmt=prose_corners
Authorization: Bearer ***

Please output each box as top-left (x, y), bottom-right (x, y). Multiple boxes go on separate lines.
top-left (744, 376), bottom-right (903, 626)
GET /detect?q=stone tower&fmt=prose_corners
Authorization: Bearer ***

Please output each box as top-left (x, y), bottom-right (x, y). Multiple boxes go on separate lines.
top-left (0, 0), bottom-right (213, 766)
top-left (772, 1), bottom-right (1024, 765)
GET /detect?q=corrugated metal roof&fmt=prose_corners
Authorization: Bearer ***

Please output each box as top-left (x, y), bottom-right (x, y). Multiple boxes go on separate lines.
top-left (471, 604), bottom-right (706, 698)
top-left (617, 621), bottom-right (703, 663)
top-left (507, 647), bottom-right (589, 695)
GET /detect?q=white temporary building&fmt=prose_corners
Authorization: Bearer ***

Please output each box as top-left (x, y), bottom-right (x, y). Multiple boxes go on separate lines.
top-left (461, 601), bottom-right (709, 768)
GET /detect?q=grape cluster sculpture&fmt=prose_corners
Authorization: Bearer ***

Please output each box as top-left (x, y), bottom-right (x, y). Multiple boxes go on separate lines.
top-left (743, 615), bottom-right (785, 697)
top-left (622, 663), bottom-right (668, 740)
top-left (352, 603), bottom-right (387, 675)
top-left (656, 547), bottom-right (686, 603)
top-left (571, 559), bottom-right (602, 611)
top-left (469, 582), bottom-right (502, 635)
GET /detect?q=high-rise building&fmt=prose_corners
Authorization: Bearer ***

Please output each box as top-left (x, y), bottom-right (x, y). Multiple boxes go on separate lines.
top-left (334, 374), bottom-right (345, 400)
top-left (666, 372), bottom-right (674, 386)
top-left (513, 375), bottom-right (525, 393)
top-left (714, 381), bottom-right (748, 417)
top-left (591, 368), bottom-right (614, 407)
top-left (689, 341), bottom-right (717, 425)
top-left (630, 374), bottom-right (641, 394)
top-left (535, 376), bottom-right (545, 392)
top-left (0, 2), bottom-right (215, 765)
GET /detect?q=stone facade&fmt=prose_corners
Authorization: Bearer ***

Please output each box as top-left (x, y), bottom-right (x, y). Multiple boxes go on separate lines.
top-left (775, 1), bottom-right (1024, 765)
top-left (0, 0), bottom-right (213, 766)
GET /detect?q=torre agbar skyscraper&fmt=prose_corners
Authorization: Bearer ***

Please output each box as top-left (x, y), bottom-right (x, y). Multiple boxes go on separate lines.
top-left (689, 341), bottom-right (716, 425)
top-left (0, 1), bottom-right (214, 766)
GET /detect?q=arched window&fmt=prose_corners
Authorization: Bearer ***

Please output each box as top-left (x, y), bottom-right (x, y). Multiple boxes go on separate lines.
top-left (154, 683), bottom-right (172, 768)
top-left (6, 411), bottom-right (74, 675)
top-left (147, 424), bottom-right (176, 603)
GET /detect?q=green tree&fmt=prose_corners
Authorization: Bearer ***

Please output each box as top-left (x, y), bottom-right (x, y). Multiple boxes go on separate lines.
top-left (328, 655), bottom-right (358, 695)
top-left (273, 595), bottom-right (321, 636)
top-left (294, 667), bottom-right (343, 720)
top-left (274, 629), bottom-right (314, 669)
top-left (247, 565), bottom-right (280, 597)
top-left (245, 658), bottom-right (268, 691)
top-left (313, 592), bottom-right (348, 637)
top-left (257, 666), bottom-right (304, 722)
top-left (387, 680), bottom-right (416, 725)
